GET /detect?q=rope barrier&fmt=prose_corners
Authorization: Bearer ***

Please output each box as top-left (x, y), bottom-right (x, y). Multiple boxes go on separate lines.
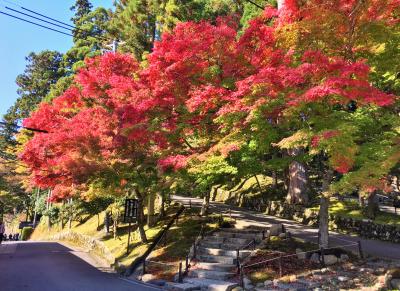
top-left (243, 241), bottom-right (359, 269)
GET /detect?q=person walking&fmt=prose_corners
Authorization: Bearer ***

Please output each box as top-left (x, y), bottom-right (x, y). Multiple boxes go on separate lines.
top-left (0, 221), bottom-right (5, 244)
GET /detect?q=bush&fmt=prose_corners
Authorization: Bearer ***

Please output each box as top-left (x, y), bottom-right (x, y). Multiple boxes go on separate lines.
top-left (21, 227), bottom-right (34, 241)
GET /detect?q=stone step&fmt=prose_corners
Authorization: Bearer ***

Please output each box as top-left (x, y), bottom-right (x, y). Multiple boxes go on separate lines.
top-left (164, 282), bottom-right (201, 291)
top-left (198, 241), bottom-right (246, 250)
top-left (213, 231), bottom-right (263, 240)
top-left (198, 247), bottom-right (252, 258)
top-left (219, 228), bottom-right (261, 233)
top-left (203, 236), bottom-right (250, 245)
top-left (194, 262), bottom-right (236, 272)
top-left (198, 254), bottom-right (236, 264)
top-left (183, 278), bottom-right (238, 291)
top-left (189, 269), bottom-right (236, 281)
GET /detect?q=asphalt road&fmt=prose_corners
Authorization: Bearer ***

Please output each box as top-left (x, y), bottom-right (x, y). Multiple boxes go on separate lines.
top-left (0, 242), bottom-right (160, 291)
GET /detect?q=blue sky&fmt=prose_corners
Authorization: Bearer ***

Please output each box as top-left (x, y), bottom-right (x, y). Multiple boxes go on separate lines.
top-left (0, 0), bottom-right (113, 118)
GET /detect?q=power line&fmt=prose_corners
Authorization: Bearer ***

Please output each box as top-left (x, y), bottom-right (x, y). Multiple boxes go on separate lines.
top-left (17, 6), bottom-right (112, 42)
top-left (5, 6), bottom-right (73, 32)
top-left (0, 121), bottom-right (48, 133)
top-left (0, 10), bottom-right (73, 36)
top-left (243, 0), bottom-right (264, 10)
top-left (1, 0), bottom-right (111, 43)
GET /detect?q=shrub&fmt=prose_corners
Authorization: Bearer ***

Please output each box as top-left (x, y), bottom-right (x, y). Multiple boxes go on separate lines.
top-left (21, 226), bottom-right (34, 241)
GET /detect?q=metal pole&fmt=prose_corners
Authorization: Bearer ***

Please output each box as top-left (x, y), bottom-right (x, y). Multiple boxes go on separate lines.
top-left (239, 265), bottom-right (244, 287)
top-left (178, 262), bottom-right (183, 283)
top-left (185, 255), bottom-right (189, 273)
top-left (236, 249), bottom-right (240, 273)
top-left (126, 219), bottom-right (132, 255)
top-left (358, 241), bottom-right (364, 259)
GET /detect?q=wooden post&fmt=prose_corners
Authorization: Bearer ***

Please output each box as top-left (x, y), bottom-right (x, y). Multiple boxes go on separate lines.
top-left (178, 262), bottom-right (183, 283)
top-left (358, 241), bottom-right (364, 259)
top-left (279, 255), bottom-right (283, 277)
top-left (142, 259), bottom-right (146, 275)
top-left (239, 265), bottom-right (244, 287)
top-left (126, 219), bottom-right (132, 255)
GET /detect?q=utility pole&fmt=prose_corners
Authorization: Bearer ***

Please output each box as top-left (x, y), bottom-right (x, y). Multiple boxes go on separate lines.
top-left (103, 39), bottom-right (125, 53)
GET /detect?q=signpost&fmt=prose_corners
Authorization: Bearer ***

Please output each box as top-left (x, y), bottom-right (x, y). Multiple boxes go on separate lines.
top-left (124, 198), bottom-right (138, 255)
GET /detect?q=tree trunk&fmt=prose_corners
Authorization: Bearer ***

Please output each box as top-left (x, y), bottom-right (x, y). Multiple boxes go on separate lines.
top-left (359, 193), bottom-right (365, 208)
top-left (365, 191), bottom-right (379, 219)
top-left (135, 189), bottom-right (148, 243)
top-left (158, 192), bottom-right (165, 219)
top-left (254, 175), bottom-right (262, 192)
top-left (104, 211), bottom-right (110, 234)
top-left (286, 149), bottom-right (309, 205)
top-left (147, 192), bottom-right (155, 227)
top-left (318, 169), bottom-right (332, 248)
top-left (272, 171), bottom-right (278, 189)
top-left (200, 192), bottom-right (210, 216)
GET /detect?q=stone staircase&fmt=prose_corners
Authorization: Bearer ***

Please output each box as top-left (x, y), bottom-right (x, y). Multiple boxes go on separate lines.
top-left (165, 228), bottom-right (264, 291)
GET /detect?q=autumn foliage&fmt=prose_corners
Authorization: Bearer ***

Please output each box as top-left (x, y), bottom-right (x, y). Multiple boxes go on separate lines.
top-left (20, 0), bottom-right (399, 201)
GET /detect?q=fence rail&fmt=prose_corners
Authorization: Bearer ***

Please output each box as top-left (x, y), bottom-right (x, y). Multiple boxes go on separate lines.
top-left (238, 240), bottom-right (363, 287)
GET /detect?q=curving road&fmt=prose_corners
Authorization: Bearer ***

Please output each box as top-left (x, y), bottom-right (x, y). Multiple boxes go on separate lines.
top-left (0, 241), bottom-right (160, 291)
top-left (173, 195), bottom-right (400, 261)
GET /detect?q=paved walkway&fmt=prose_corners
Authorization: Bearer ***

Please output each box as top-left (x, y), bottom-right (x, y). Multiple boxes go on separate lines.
top-left (173, 195), bottom-right (400, 261)
top-left (0, 241), bottom-right (160, 291)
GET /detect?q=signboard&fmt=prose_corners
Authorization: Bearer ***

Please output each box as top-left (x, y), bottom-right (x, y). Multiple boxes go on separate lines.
top-left (124, 198), bottom-right (138, 222)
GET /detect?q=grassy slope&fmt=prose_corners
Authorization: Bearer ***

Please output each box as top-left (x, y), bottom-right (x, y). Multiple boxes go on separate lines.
top-left (311, 199), bottom-right (400, 226)
top-left (30, 205), bottom-right (216, 275)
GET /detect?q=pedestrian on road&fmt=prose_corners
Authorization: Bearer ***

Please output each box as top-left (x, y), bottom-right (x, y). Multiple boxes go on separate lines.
top-left (0, 221), bottom-right (5, 244)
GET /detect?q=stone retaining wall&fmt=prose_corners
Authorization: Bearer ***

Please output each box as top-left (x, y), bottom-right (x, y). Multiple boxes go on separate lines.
top-left (51, 231), bottom-right (116, 265)
top-left (267, 201), bottom-right (400, 243)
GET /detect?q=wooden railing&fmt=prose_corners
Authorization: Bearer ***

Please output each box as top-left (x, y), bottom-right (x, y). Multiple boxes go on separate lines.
top-left (126, 205), bottom-right (185, 276)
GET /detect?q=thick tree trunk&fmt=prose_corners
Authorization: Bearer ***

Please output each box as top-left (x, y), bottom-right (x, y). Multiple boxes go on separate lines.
top-left (147, 192), bottom-right (155, 227)
top-left (286, 149), bottom-right (309, 205)
top-left (135, 189), bottom-right (148, 243)
top-left (319, 196), bottom-right (329, 248)
top-left (318, 170), bottom-right (332, 248)
top-left (365, 191), bottom-right (379, 219)
top-left (200, 192), bottom-right (210, 216)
